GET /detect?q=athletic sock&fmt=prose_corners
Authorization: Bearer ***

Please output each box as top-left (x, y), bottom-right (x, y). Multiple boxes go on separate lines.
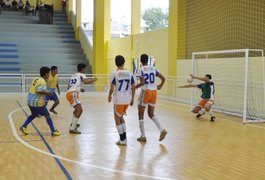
top-left (116, 125), bottom-right (125, 141)
top-left (151, 116), bottom-right (164, 132)
top-left (121, 123), bottom-right (127, 139)
top-left (70, 116), bottom-right (79, 130)
top-left (139, 119), bottom-right (145, 137)
top-left (209, 109), bottom-right (215, 117)
top-left (199, 109), bottom-right (205, 115)
top-left (22, 115), bottom-right (35, 127)
top-left (46, 116), bottom-right (55, 132)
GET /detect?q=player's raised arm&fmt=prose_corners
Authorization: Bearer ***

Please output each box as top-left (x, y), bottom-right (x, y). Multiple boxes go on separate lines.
top-left (190, 74), bottom-right (211, 83)
top-left (157, 72), bottom-right (165, 90)
top-left (83, 77), bottom-right (98, 84)
top-left (178, 84), bottom-right (198, 88)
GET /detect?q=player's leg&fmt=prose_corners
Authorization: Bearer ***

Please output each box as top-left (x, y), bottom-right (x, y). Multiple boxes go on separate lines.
top-left (114, 105), bottom-right (128, 146)
top-left (148, 90), bottom-right (167, 141)
top-left (69, 104), bottom-right (82, 134)
top-left (40, 106), bottom-right (61, 136)
top-left (49, 93), bottom-right (59, 114)
top-left (67, 91), bottom-right (82, 134)
top-left (137, 90), bottom-right (147, 142)
top-left (205, 101), bottom-right (215, 122)
top-left (147, 105), bottom-right (167, 141)
top-left (20, 106), bottom-right (38, 135)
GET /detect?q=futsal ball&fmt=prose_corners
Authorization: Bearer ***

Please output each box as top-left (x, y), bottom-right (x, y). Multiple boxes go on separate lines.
top-left (187, 77), bottom-right (193, 83)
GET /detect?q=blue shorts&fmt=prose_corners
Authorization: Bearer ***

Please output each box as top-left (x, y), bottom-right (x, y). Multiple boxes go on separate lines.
top-left (29, 106), bottom-right (50, 117)
top-left (45, 92), bottom-right (59, 102)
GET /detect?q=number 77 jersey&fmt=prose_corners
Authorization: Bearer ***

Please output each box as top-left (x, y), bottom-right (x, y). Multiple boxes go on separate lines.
top-left (138, 65), bottom-right (159, 90)
top-left (110, 70), bottom-right (135, 104)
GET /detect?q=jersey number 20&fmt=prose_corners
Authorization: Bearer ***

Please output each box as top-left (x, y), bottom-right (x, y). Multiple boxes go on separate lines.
top-left (144, 73), bottom-right (155, 84)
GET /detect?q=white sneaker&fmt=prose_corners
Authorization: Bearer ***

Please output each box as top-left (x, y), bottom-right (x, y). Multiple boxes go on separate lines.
top-left (116, 140), bottom-right (127, 146)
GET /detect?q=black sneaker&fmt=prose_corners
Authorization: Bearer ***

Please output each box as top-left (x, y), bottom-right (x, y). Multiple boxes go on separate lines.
top-left (196, 113), bottom-right (205, 118)
top-left (210, 116), bottom-right (216, 122)
top-left (49, 109), bottom-right (58, 114)
top-left (69, 129), bottom-right (81, 134)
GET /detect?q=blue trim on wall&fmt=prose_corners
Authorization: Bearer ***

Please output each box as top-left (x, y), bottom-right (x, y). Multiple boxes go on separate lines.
top-left (0, 55), bottom-right (19, 58)
top-left (0, 43), bottom-right (17, 47)
top-left (0, 68), bottom-right (20, 71)
top-left (0, 62), bottom-right (19, 65)
top-left (0, 49), bottom-right (18, 53)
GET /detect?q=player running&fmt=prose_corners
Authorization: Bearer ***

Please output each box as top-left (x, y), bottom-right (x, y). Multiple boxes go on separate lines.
top-left (20, 67), bottom-right (61, 136)
top-left (66, 63), bottom-right (97, 134)
top-left (45, 66), bottom-right (60, 114)
top-left (178, 74), bottom-right (216, 122)
top-left (136, 54), bottom-right (167, 142)
top-left (108, 55), bottom-right (136, 146)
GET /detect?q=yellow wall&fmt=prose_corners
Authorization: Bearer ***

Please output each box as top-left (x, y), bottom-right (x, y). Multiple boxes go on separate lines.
top-left (133, 29), bottom-right (169, 76)
top-left (108, 36), bottom-right (132, 73)
top-left (107, 29), bottom-right (168, 76)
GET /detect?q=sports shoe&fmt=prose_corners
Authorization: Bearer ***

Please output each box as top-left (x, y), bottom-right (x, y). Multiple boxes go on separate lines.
top-left (137, 136), bottom-right (147, 142)
top-left (49, 109), bottom-right (58, 115)
top-left (210, 116), bottom-right (216, 122)
top-left (70, 123), bottom-right (80, 128)
top-left (116, 140), bottom-right (127, 146)
top-left (51, 130), bottom-right (61, 136)
top-left (196, 112), bottom-right (205, 118)
top-left (159, 129), bottom-right (168, 141)
top-left (69, 129), bottom-right (81, 134)
top-left (20, 127), bottom-right (29, 135)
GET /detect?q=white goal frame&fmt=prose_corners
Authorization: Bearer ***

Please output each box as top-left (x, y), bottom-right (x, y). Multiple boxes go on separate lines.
top-left (191, 49), bottom-right (264, 123)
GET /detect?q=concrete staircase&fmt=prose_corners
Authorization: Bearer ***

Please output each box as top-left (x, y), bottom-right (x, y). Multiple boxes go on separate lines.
top-left (0, 11), bottom-right (91, 74)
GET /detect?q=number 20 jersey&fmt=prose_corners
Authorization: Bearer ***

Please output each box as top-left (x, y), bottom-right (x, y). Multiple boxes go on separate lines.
top-left (67, 73), bottom-right (87, 93)
top-left (138, 65), bottom-right (159, 90)
top-left (110, 70), bottom-right (135, 104)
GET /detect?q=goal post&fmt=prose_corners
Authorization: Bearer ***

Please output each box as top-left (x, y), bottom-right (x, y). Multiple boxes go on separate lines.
top-left (191, 49), bottom-right (265, 123)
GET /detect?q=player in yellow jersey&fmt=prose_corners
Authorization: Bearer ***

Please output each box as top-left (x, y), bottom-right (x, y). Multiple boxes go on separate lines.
top-left (108, 55), bottom-right (136, 146)
top-left (20, 67), bottom-right (61, 136)
top-left (136, 54), bottom-right (167, 142)
top-left (45, 66), bottom-right (60, 114)
top-left (66, 63), bottom-right (97, 134)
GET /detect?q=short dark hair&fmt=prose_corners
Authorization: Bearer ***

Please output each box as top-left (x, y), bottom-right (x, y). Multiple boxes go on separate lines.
top-left (77, 63), bottom-right (86, 72)
top-left (140, 54), bottom-right (149, 65)
top-left (40, 66), bottom-right (50, 77)
top-left (51, 66), bottom-right (58, 71)
top-left (205, 74), bottom-right (212, 79)
top-left (115, 55), bottom-right (125, 67)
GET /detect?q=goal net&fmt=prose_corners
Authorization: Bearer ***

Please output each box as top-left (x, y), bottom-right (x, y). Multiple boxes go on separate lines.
top-left (192, 49), bottom-right (265, 123)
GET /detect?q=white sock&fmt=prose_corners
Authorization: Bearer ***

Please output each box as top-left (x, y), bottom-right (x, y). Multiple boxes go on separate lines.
top-left (209, 109), bottom-right (215, 117)
top-left (121, 123), bottom-right (126, 133)
top-left (116, 125), bottom-right (123, 134)
top-left (70, 116), bottom-right (79, 130)
top-left (151, 116), bottom-right (163, 132)
top-left (199, 109), bottom-right (205, 115)
top-left (139, 119), bottom-right (145, 137)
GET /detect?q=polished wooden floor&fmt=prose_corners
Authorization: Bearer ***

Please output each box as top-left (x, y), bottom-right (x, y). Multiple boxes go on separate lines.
top-left (1, 93), bottom-right (265, 180)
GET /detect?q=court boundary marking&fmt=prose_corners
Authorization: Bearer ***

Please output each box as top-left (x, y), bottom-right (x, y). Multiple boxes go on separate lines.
top-left (16, 100), bottom-right (73, 180)
top-left (8, 106), bottom-right (176, 180)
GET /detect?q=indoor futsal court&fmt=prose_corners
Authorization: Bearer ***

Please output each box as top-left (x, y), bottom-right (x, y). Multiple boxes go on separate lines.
top-left (2, 0), bottom-right (265, 180)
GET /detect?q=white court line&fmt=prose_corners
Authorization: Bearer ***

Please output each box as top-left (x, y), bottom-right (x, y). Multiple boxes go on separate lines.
top-left (8, 106), bottom-right (176, 180)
